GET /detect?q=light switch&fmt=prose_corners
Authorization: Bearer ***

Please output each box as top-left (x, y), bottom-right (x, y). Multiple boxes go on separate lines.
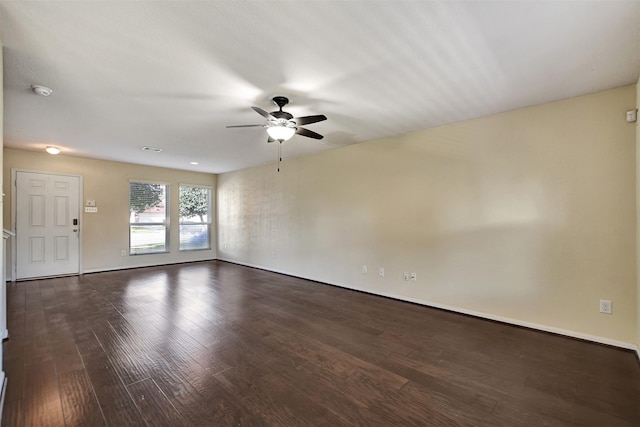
top-left (86, 200), bottom-right (96, 207)
top-left (84, 207), bottom-right (98, 213)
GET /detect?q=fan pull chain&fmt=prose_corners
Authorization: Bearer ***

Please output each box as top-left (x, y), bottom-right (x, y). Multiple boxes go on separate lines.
top-left (277, 140), bottom-right (282, 172)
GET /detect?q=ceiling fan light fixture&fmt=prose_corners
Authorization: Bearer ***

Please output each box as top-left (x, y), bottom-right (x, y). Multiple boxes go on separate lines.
top-left (266, 125), bottom-right (296, 141)
top-left (228, 96), bottom-right (326, 143)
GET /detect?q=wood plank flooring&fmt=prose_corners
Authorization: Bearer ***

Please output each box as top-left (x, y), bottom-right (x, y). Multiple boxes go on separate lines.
top-left (2, 260), bottom-right (639, 426)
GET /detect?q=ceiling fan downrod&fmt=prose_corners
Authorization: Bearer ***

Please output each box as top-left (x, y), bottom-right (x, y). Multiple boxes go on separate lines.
top-left (272, 96), bottom-right (289, 111)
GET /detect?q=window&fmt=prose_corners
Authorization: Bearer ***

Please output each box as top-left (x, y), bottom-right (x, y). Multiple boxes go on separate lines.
top-left (129, 181), bottom-right (169, 254)
top-left (179, 185), bottom-right (211, 251)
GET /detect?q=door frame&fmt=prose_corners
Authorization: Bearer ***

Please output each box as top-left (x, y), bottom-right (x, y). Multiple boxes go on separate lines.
top-left (11, 169), bottom-right (84, 281)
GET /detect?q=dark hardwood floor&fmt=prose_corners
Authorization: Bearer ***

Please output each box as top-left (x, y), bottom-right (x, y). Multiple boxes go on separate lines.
top-left (1, 261), bottom-right (639, 426)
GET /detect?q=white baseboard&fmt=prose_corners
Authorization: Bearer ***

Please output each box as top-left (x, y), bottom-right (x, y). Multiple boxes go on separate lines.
top-left (218, 257), bottom-right (638, 352)
top-left (82, 257), bottom-right (217, 274)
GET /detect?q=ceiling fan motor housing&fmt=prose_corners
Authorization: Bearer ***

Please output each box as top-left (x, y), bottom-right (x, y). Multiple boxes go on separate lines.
top-left (271, 111), bottom-right (293, 120)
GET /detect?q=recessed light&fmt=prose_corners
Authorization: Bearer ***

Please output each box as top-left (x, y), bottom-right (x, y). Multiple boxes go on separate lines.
top-left (32, 85), bottom-right (53, 97)
top-left (141, 146), bottom-right (163, 153)
top-left (45, 146), bottom-right (60, 155)
top-left (190, 161), bottom-right (199, 165)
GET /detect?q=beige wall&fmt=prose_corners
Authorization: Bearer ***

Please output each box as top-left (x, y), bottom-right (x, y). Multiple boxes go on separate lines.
top-left (3, 149), bottom-right (216, 273)
top-left (0, 43), bottom-right (4, 281)
top-left (219, 85), bottom-right (637, 346)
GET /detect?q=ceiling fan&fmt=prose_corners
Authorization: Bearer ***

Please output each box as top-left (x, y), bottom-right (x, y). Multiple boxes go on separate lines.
top-left (227, 96), bottom-right (327, 142)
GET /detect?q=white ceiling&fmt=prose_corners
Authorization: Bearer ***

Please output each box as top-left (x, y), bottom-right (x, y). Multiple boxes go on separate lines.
top-left (1, 1), bottom-right (639, 174)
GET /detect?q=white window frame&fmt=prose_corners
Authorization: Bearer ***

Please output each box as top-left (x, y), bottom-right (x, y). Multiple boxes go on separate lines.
top-left (129, 180), bottom-right (170, 255)
top-left (178, 184), bottom-right (212, 251)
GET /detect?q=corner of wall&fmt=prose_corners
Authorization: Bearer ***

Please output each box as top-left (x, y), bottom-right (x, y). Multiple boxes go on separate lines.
top-left (636, 75), bottom-right (640, 359)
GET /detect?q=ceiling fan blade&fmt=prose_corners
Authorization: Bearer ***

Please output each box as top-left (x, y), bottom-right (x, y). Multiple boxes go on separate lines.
top-left (293, 114), bottom-right (327, 126)
top-left (226, 124), bottom-right (264, 128)
top-left (296, 127), bottom-right (324, 140)
top-left (252, 106), bottom-right (274, 119)
top-left (267, 136), bottom-right (275, 143)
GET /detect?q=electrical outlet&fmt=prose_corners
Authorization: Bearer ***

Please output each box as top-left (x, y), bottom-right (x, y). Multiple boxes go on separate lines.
top-left (362, 265), bottom-right (367, 274)
top-left (403, 272), bottom-right (409, 281)
top-left (121, 250), bottom-right (127, 257)
top-left (599, 299), bottom-right (612, 314)
top-left (379, 267), bottom-right (384, 277)
top-left (411, 272), bottom-right (417, 281)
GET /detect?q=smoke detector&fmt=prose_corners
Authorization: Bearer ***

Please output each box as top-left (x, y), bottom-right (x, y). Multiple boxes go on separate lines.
top-left (141, 146), bottom-right (163, 153)
top-left (32, 85), bottom-right (53, 97)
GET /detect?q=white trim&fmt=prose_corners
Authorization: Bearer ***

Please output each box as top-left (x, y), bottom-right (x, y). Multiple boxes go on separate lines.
top-left (178, 183), bottom-right (213, 190)
top-left (128, 178), bottom-right (170, 186)
top-left (82, 257), bottom-right (216, 274)
top-left (218, 257), bottom-right (638, 351)
top-left (0, 376), bottom-right (6, 426)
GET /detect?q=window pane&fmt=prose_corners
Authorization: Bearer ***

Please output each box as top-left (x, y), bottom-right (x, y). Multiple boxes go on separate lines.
top-left (130, 225), bottom-right (167, 254)
top-left (179, 185), bottom-right (211, 251)
top-left (130, 183), bottom-right (166, 224)
top-left (130, 182), bottom-right (168, 254)
top-left (179, 186), bottom-right (209, 222)
top-left (179, 224), bottom-right (210, 250)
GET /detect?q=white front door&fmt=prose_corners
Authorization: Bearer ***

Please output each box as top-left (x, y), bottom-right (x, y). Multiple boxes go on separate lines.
top-left (15, 171), bottom-right (81, 279)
